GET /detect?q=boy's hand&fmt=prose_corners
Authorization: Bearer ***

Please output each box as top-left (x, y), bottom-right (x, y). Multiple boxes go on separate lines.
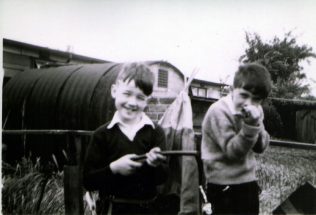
top-left (110, 154), bottom-right (142, 176)
top-left (146, 147), bottom-right (167, 167)
top-left (242, 105), bottom-right (262, 126)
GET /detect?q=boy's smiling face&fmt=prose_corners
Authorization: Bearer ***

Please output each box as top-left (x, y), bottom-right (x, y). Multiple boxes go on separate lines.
top-left (232, 88), bottom-right (263, 112)
top-left (111, 79), bottom-right (148, 124)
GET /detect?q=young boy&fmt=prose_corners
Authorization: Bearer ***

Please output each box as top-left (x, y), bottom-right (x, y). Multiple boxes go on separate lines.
top-left (83, 63), bottom-right (168, 215)
top-left (201, 62), bottom-right (272, 215)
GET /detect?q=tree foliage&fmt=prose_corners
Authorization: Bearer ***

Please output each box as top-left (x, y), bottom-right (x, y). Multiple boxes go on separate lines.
top-left (240, 32), bottom-right (316, 99)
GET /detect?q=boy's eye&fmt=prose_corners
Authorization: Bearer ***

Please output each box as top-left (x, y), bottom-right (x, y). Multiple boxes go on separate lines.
top-left (137, 95), bottom-right (146, 101)
top-left (123, 92), bottom-right (131, 96)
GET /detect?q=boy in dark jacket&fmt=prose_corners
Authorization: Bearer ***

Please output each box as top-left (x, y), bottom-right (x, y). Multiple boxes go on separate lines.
top-left (83, 63), bottom-right (168, 215)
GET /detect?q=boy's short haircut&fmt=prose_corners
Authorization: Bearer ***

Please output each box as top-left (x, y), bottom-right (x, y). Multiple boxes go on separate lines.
top-left (233, 62), bottom-right (272, 99)
top-left (117, 62), bottom-right (155, 96)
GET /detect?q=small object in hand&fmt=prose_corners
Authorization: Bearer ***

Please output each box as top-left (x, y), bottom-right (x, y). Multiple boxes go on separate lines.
top-left (241, 107), bottom-right (250, 118)
top-left (202, 203), bottom-right (213, 215)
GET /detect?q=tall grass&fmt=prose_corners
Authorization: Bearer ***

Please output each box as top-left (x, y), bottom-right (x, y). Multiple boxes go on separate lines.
top-left (2, 157), bottom-right (64, 214)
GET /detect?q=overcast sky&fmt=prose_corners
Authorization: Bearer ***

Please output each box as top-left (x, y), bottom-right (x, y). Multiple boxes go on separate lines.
top-left (1, 0), bottom-right (316, 95)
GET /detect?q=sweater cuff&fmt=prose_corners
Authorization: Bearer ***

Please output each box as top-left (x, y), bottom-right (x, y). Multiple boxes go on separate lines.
top-left (101, 165), bottom-right (116, 177)
top-left (241, 122), bottom-right (260, 137)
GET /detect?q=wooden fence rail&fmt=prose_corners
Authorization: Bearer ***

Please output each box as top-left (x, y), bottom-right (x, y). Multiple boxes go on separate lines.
top-left (2, 129), bottom-right (93, 136)
top-left (194, 132), bottom-right (316, 150)
top-left (4, 130), bottom-right (316, 150)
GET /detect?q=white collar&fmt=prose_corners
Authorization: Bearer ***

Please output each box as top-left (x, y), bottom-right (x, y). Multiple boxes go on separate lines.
top-left (107, 112), bottom-right (155, 141)
top-left (107, 111), bottom-right (155, 129)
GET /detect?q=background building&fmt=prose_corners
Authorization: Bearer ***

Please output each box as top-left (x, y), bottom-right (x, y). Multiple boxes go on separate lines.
top-left (191, 78), bottom-right (229, 100)
top-left (3, 39), bottom-right (186, 99)
top-left (3, 38), bottom-right (108, 86)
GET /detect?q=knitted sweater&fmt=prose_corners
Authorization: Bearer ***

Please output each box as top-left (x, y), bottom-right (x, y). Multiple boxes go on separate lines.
top-left (201, 95), bottom-right (270, 185)
top-left (83, 122), bottom-right (168, 200)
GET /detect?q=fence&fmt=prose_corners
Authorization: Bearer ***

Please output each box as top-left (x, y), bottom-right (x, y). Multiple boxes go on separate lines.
top-left (296, 110), bottom-right (316, 144)
top-left (2, 129), bottom-right (92, 215)
top-left (2, 129), bottom-right (316, 214)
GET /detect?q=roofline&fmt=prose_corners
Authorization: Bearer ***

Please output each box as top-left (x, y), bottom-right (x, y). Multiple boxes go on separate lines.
top-left (190, 96), bottom-right (316, 105)
top-left (270, 97), bottom-right (316, 103)
top-left (270, 97), bottom-right (316, 108)
top-left (192, 78), bottom-right (229, 87)
top-left (190, 96), bottom-right (218, 103)
top-left (3, 39), bottom-right (186, 78)
top-left (3, 38), bottom-right (109, 63)
top-left (146, 60), bottom-right (185, 79)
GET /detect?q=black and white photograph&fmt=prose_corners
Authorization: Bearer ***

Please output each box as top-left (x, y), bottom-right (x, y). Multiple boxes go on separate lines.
top-left (1, 0), bottom-right (316, 214)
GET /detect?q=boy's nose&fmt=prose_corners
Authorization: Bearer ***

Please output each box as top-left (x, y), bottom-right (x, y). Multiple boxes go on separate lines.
top-left (127, 96), bottom-right (138, 106)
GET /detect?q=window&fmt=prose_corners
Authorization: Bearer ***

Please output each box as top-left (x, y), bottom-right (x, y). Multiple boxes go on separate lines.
top-left (158, 69), bottom-right (168, 88)
top-left (192, 87), bottom-right (207, 97)
top-left (192, 87), bottom-right (198, 96)
top-left (198, 88), bottom-right (207, 97)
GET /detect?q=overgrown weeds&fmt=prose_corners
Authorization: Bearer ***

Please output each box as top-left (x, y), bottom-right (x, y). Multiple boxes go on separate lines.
top-left (2, 157), bottom-right (64, 214)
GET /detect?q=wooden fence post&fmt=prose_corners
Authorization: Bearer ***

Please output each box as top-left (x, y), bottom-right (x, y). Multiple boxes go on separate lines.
top-left (64, 165), bottom-right (83, 215)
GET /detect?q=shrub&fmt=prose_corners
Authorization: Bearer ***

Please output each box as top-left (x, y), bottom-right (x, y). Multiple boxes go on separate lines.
top-left (262, 99), bottom-right (284, 138)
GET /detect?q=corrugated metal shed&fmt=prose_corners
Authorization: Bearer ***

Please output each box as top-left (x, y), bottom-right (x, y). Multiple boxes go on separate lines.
top-left (3, 63), bottom-right (122, 130)
top-left (3, 63), bottom-right (123, 164)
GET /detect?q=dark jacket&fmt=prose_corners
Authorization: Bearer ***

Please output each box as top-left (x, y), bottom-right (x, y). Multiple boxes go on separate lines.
top-left (83, 122), bottom-right (168, 200)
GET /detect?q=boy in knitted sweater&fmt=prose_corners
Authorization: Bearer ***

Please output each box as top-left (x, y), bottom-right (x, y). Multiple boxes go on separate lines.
top-left (201, 63), bottom-right (272, 215)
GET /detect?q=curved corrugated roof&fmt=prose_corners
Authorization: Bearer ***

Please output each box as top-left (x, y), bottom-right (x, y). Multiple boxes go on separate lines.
top-left (3, 62), bottom-right (124, 164)
top-left (3, 69), bottom-right (44, 129)
top-left (3, 63), bottom-right (122, 131)
top-left (25, 65), bottom-right (82, 129)
top-left (56, 63), bottom-right (119, 129)
top-left (87, 63), bottom-right (122, 129)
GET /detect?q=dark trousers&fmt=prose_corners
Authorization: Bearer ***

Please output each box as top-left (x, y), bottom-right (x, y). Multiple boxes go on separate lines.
top-left (97, 199), bottom-right (156, 215)
top-left (206, 181), bottom-right (260, 215)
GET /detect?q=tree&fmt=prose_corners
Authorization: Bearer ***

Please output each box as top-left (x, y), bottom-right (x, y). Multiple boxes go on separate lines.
top-left (239, 32), bottom-right (316, 99)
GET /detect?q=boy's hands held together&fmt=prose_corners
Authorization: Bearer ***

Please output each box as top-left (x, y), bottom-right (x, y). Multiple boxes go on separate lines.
top-left (241, 105), bottom-right (262, 126)
top-left (110, 154), bottom-right (142, 176)
top-left (146, 147), bottom-right (167, 167)
top-left (110, 147), bottom-right (166, 175)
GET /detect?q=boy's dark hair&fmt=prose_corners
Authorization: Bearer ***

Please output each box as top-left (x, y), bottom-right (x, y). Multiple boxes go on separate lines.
top-left (117, 63), bottom-right (155, 96)
top-left (233, 62), bottom-right (272, 99)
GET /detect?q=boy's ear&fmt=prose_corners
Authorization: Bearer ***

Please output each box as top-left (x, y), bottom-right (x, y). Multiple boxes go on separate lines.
top-left (111, 84), bottom-right (117, 98)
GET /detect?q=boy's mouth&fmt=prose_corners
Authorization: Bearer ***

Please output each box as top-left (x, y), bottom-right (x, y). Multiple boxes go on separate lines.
top-left (123, 105), bottom-right (138, 112)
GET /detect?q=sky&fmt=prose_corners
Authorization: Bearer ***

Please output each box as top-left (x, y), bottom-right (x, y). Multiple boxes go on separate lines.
top-left (1, 0), bottom-right (316, 95)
